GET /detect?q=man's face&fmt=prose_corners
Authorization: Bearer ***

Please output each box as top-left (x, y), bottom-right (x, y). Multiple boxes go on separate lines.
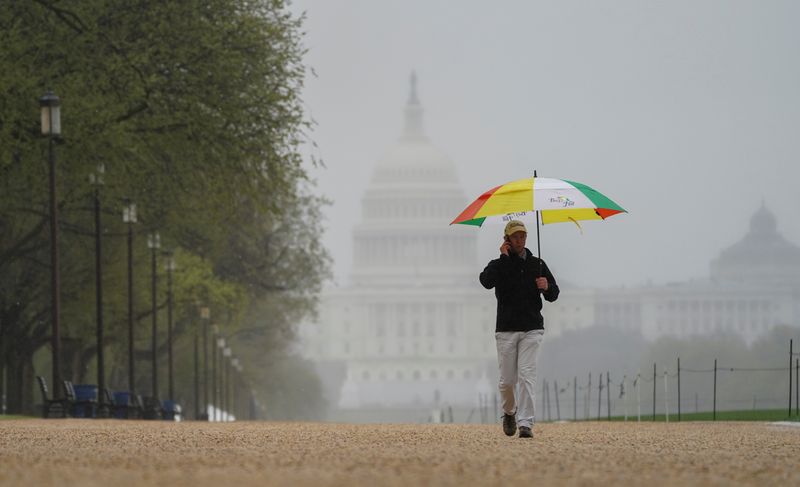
top-left (507, 231), bottom-right (527, 255)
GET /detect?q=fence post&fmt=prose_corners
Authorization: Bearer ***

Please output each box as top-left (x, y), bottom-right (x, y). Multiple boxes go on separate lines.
top-left (677, 357), bottom-right (681, 422)
top-left (574, 376), bottom-right (577, 421)
top-left (587, 372), bottom-right (591, 420)
top-left (664, 370), bottom-right (669, 423)
top-left (790, 339), bottom-right (793, 418)
top-left (607, 371), bottom-right (611, 421)
top-left (598, 372), bottom-right (603, 420)
top-left (623, 375), bottom-right (628, 422)
top-left (652, 363), bottom-right (656, 421)
top-left (713, 359), bottom-right (717, 421)
top-left (554, 380), bottom-right (561, 421)
top-left (542, 380), bottom-right (547, 419)
top-left (636, 372), bottom-right (641, 422)
top-left (545, 379), bottom-right (552, 422)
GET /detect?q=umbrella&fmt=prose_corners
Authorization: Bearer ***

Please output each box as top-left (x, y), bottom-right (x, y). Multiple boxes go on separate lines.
top-left (450, 174), bottom-right (626, 256)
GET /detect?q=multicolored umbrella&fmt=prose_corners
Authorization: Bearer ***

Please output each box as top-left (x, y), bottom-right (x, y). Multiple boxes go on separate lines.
top-left (451, 176), bottom-right (625, 228)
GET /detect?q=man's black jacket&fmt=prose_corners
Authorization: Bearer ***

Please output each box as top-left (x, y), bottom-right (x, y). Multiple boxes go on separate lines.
top-left (479, 248), bottom-right (559, 332)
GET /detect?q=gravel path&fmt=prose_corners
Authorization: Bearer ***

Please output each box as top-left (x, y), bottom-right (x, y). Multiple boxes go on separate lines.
top-left (0, 420), bottom-right (797, 486)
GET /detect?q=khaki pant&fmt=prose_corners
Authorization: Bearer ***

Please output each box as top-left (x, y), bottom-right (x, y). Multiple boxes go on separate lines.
top-left (495, 330), bottom-right (544, 429)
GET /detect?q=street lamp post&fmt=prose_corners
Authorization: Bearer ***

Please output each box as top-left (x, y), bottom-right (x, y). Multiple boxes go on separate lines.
top-left (223, 347), bottom-right (232, 421)
top-left (231, 358), bottom-right (240, 420)
top-left (122, 200), bottom-right (137, 394)
top-left (164, 251), bottom-right (176, 400)
top-left (41, 91), bottom-right (62, 397)
top-left (211, 334), bottom-right (225, 421)
top-left (193, 315), bottom-right (199, 420)
top-left (200, 307), bottom-right (210, 420)
top-left (147, 231), bottom-right (160, 400)
top-left (90, 164), bottom-right (105, 412)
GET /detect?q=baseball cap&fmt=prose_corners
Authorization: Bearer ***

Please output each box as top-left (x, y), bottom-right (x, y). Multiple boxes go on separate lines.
top-left (504, 220), bottom-right (527, 236)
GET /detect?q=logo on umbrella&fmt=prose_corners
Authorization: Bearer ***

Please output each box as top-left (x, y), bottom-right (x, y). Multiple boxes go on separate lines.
top-left (501, 212), bottom-right (529, 222)
top-left (550, 196), bottom-right (575, 207)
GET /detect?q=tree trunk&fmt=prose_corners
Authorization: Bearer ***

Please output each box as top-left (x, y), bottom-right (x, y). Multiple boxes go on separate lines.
top-left (6, 350), bottom-right (35, 415)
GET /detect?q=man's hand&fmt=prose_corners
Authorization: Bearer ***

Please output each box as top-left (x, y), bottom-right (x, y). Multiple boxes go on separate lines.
top-left (500, 240), bottom-right (511, 256)
top-left (535, 277), bottom-right (549, 291)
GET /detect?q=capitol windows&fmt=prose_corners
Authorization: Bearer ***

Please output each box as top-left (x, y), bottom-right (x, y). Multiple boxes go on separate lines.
top-left (397, 323), bottom-right (406, 337)
top-left (376, 322), bottom-right (385, 337)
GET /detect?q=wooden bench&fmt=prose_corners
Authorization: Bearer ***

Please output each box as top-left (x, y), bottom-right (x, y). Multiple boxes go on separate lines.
top-left (36, 376), bottom-right (70, 418)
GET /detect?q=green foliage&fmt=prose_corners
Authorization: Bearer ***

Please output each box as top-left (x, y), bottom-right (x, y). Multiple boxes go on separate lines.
top-left (0, 0), bottom-right (329, 413)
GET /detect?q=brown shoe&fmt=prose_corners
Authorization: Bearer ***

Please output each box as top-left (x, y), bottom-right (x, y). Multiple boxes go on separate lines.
top-left (502, 413), bottom-right (517, 436)
top-left (518, 426), bottom-right (532, 438)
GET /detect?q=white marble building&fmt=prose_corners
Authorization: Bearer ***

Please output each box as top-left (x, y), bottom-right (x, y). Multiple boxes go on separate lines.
top-left (298, 76), bottom-right (800, 420)
top-left (299, 76), bottom-right (500, 416)
top-left (593, 204), bottom-right (800, 343)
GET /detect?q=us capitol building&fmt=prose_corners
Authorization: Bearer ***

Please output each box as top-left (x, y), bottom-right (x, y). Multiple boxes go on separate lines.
top-left (298, 76), bottom-right (800, 421)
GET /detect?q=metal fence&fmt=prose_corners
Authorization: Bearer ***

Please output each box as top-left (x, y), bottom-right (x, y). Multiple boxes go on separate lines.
top-left (535, 338), bottom-right (800, 422)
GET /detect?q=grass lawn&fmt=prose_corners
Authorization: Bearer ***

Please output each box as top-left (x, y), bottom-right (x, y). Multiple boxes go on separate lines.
top-left (0, 415), bottom-right (37, 420)
top-left (597, 409), bottom-right (800, 422)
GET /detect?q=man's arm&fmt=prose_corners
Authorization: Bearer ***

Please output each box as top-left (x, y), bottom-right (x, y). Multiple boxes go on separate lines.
top-left (479, 256), bottom-right (508, 289)
top-left (541, 260), bottom-right (559, 302)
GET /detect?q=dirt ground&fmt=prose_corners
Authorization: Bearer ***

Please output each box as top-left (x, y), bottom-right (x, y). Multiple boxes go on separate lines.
top-left (0, 420), bottom-right (797, 486)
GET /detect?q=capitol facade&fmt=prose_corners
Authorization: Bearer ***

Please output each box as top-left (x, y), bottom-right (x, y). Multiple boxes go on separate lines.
top-left (298, 76), bottom-right (800, 421)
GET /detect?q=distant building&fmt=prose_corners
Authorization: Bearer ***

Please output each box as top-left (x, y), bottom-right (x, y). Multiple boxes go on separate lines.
top-left (594, 203), bottom-right (800, 343)
top-left (298, 74), bottom-right (498, 419)
top-left (298, 76), bottom-right (800, 421)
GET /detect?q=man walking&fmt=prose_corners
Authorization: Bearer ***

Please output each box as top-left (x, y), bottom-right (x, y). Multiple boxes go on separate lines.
top-left (479, 220), bottom-right (559, 438)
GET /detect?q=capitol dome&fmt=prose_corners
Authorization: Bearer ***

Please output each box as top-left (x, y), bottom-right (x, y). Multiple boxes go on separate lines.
top-left (350, 73), bottom-right (476, 287)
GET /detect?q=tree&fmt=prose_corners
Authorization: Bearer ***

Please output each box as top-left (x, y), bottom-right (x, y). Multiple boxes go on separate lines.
top-left (0, 0), bottom-right (328, 414)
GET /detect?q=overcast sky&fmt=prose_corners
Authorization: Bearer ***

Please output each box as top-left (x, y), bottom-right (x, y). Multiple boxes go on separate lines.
top-left (289, 0), bottom-right (800, 289)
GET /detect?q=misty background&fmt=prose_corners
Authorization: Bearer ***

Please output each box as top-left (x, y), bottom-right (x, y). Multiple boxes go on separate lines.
top-left (284, 1), bottom-right (800, 420)
top-left (291, 0), bottom-right (800, 289)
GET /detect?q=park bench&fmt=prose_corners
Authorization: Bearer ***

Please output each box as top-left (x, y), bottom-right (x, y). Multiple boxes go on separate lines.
top-left (101, 388), bottom-right (131, 419)
top-left (110, 391), bottom-right (146, 419)
top-left (142, 396), bottom-right (163, 420)
top-left (63, 380), bottom-right (98, 418)
top-left (162, 400), bottom-right (182, 421)
top-left (36, 376), bottom-right (70, 418)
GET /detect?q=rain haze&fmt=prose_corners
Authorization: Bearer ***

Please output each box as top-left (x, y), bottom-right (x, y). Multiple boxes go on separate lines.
top-left (289, 0), bottom-right (800, 421)
top-left (292, 0), bottom-right (800, 288)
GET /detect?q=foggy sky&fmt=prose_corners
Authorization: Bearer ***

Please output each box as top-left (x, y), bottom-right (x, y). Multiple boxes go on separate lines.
top-left (290, 0), bottom-right (800, 289)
